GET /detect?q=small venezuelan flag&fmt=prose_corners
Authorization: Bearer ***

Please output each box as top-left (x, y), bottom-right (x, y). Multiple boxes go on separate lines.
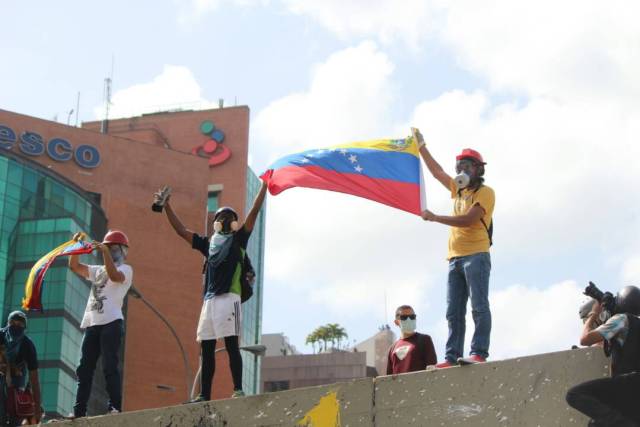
top-left (23, 234), bottom-right (94, 311)
top-left (261, 136), bottom-right (426, 215)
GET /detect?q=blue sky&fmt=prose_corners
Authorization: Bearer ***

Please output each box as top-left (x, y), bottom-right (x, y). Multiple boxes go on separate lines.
top-left (3, 0), bottom-right (640, 361)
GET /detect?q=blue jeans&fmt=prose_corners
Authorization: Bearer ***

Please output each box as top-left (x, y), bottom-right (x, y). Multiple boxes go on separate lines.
top-left (73, 319), bottom-right (123, 417)
top-left (445, 252), bottom-right (492, 363)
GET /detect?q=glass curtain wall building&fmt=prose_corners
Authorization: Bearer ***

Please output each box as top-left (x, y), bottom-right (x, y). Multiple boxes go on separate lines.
top-left (0, 151), bottom-right (108, 417)
top-left (241, 168), bottom-right (265, 395)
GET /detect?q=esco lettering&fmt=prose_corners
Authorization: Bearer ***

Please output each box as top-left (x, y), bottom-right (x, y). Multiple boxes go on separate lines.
top-left (0, 124), bottom-right (101, 168)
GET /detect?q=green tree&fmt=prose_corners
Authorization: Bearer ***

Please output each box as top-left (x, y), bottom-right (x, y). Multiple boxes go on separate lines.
top-left (316, 325), bottom-right (330, 352)
top-left (305, 330), bottom-right (318, 354)
top-left (307, 323), bottom-right (349, 353)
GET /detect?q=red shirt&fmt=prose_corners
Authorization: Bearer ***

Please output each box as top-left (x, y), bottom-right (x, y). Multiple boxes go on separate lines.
top-left (386, 332), bottom-right (437, 375)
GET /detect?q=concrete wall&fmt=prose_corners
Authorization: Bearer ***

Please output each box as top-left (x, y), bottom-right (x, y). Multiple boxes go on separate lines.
top-left (374, 347), bottom-right (607, 426)
top-left (46, 347), bottom-right (609, 426)
top-left (47, 378), bottom-right (373, 427)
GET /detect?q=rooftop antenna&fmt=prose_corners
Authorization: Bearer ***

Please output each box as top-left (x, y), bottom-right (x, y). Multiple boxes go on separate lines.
top-left (75, 92), bottom-right (80, 127)
top-left (66, 109), bottom-right (74, 125)
top-left (383, 289), bottom-right (388, 325)
top-left (101, 55), bottom-right (115, 134)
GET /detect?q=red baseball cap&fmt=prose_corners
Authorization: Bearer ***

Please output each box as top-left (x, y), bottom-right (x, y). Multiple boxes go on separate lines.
top-left (456, 148), bottom-right (486, 165)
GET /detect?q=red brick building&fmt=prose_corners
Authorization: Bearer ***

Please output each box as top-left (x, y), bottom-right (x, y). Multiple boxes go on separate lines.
top-left (0, 107), bottom-right (265, 415)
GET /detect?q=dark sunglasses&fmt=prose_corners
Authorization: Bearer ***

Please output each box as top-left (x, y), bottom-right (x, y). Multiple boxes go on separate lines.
top-left (398, 314), bottom-right (416, 320)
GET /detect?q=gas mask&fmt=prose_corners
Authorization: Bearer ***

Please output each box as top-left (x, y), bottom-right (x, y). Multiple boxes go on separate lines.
top-left (455, 159), bottom-right (481, 189)
top-left (213, 216), bottom-right (239, 234)
top-left (454, 172), bottom-right (470, 189)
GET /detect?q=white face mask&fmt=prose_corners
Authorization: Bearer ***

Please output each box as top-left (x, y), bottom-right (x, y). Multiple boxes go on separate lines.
top-left (400, 318), bottom-right (417, 334)
top-left (109, 245), bottom-right (126, 265)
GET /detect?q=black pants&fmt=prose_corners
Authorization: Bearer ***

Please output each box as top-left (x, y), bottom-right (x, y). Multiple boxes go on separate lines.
top-left (566, 372), bottom-right (640, 426)
top-left (73, 319), bottom-right (123, 417)
top-left (200, 336), bottom-right (243, 400)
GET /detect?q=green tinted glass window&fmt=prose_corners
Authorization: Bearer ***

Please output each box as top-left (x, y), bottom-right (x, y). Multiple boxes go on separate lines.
top-left (207, 192), bottom-right (218, 212)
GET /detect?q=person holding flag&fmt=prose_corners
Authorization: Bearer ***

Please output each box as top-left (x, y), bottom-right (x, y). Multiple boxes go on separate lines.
top-left (67, 230), bottom-right (133, 417)
top-left (413, 128), bottom-right (495, 368)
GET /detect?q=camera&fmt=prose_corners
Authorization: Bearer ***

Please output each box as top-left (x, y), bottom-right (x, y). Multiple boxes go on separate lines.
top-left (583, 281), bottom-right (616, 314)
top-left (152, 185), bottom-right (171, 213)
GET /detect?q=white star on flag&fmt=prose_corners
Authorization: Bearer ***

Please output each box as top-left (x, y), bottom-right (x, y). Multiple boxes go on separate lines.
top-left (348, 154), bottom-right (358, 163)
top-left (300, 158), bottom-right (310, 163)
top-left (339, 149), bottom-right (347, 155)
top-left (354, 165), bottom-right (363, 173)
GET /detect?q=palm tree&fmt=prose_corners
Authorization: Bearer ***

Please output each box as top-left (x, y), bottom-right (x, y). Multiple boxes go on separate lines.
top-left (307, 323), bottom-right (350, 353)
top-left (334, 325), bottom-right (348, 350)
top-left (305, 331), bottom-right (318, 354)
top-left (326, 323), bottom-right (339, 350)
top-left (316, 326), bottom-right (330, 352)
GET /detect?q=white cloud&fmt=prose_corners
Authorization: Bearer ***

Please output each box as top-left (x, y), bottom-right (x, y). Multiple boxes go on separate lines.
top-left (177, 0), bottom-right (270, 24)
top-left (271, 1), bottom-right (640, 104)
top-left (281, 0), bottom-right (439, 48)
top-left (265, 188), bottom-right (447, 319)
top-left (252, 41), bottom-right (396, 169)
top-left (490, 281), bottom-right (584, 359)
top-left (431, 280), bottom-right (584, 360)
top-left (438, 1), bottom-right (640, 102)
top-left (623, 255), bottom-right (640, 284)
top-left (93, 65), bottom-right (215, 120)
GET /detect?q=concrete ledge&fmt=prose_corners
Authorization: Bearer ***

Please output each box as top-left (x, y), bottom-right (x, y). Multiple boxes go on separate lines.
top-left (374, 347), bottom-right (608, 426)
top-left (46, 348), bottom-right (609, 426)
top-left (47, 377), bottom-right (373, 426)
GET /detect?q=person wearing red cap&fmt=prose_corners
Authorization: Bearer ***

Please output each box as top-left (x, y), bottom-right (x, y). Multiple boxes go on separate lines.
top-left (67, 230), bottom-right (133, 417)
top-left (412, 128), bottom-right (495, 368)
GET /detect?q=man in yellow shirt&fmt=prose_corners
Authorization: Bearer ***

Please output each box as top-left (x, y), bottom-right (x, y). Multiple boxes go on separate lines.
top-left (413, 128), bottom-right (495, 368)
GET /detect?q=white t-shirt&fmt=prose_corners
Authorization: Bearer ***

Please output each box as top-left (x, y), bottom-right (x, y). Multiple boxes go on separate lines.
top-left (80, 264), bottom-right (133, 329)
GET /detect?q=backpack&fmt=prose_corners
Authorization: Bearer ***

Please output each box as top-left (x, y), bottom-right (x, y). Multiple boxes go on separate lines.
top-left (239, 249), bottom-right (256, 303)
top-left (470, 186), bottom-right (493, 246)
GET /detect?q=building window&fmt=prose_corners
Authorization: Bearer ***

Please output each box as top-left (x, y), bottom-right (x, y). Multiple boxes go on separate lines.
top-left (264, 381), bottom-right (290, 392)
top-left (207, 191), bottom-right (218, 212)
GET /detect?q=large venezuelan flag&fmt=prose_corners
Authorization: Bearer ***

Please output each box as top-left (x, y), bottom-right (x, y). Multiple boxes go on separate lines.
top-left (23, 234), bottom-right (94, 311)
top-left (261, 136), bottom-right (426, 215)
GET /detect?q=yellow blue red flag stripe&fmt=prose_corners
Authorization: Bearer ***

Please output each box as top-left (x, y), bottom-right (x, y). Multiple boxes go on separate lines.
top-left (23, 234), bottom-right (94, 311)
top-left (261, 136), bottom-right (426, 215)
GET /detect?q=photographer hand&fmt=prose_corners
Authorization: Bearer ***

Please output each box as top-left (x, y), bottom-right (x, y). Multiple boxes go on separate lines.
top-left (589, 301), bottom-right (603, 317)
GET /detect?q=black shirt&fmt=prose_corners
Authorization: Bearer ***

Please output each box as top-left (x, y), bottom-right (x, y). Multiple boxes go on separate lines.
top-left (192, 227), bottom-right (251, 299)
top-left (0, 328), bottom-right (38, 371)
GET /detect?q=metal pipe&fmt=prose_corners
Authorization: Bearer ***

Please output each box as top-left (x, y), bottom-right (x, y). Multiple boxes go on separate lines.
top-left (128, 286), bottom-right (192, 401)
